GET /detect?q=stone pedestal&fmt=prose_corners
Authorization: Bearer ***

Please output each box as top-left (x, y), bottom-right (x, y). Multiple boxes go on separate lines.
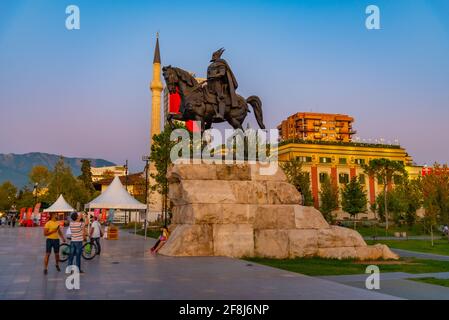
top-left (159, 163), bottom-right (398, 260)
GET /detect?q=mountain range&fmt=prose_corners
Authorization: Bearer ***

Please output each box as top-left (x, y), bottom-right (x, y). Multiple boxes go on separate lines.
top-left (0, 152), bottom-right (115, 188)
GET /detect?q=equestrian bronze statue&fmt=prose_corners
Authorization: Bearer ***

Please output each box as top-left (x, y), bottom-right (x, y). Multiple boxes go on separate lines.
top-left (162, 48), bottom-right (265, 133)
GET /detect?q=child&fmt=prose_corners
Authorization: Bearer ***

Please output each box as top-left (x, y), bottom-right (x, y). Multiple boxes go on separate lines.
top-left (150, 227), bottom-right (169, 254)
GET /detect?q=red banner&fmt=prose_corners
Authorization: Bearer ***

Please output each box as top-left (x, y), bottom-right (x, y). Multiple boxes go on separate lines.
top-left (169, 90), bottom-right (199, 132)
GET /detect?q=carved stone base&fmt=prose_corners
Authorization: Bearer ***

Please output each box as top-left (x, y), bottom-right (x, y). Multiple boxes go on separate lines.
top-left (159, 163), bottom-right (398, 260)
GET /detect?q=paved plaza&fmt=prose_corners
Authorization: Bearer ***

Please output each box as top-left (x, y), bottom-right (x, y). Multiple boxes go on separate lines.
top-left (0, 226), bottom-right (403, 300)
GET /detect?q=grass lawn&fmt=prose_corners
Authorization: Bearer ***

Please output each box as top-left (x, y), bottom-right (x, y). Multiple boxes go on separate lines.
top-left (408, 277), bottom-right (449, 288)
top-left (120, 226), bottom-right (161, 239)
top-left (366, 239), bottom-right (449, 256)
top-left (351, 224), bottom-right (429, 237)
top-left (245, 257), bottom-right (449, 276)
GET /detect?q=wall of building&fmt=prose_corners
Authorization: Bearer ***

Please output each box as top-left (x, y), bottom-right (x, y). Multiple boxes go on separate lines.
top-left (278, 142), bottom-right (423, 219)
top-left (278, 112), bottom-right (355, 142)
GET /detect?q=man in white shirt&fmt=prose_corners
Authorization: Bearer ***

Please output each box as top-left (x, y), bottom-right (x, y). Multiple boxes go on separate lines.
top-left (90, 216), bottom-right (103, 255)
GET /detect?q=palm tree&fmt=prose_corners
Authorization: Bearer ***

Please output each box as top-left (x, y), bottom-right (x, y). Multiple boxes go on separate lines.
top-left (363, 158), bottom-right (406, 232)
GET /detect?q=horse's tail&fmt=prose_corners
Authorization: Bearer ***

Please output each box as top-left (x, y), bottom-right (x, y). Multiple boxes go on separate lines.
top-left (246, 95), bottom-right (265, 129)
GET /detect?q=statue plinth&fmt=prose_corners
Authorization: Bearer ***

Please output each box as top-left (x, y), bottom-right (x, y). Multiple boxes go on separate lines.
top-left (160, 163), bottom-right (398, 260)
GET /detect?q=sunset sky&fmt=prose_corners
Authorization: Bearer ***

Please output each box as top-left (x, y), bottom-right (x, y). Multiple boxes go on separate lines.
top-left (0, 0), bottom-right (448, 171)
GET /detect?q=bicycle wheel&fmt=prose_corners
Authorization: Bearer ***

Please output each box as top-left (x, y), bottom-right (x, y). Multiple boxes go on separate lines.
top-left (82, 242), bottom-right (98, 260)
top-left (59, 243), bottom-right (71, 262)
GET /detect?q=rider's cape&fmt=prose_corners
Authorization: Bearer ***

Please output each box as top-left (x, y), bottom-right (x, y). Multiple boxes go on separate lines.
top-left (214, 58), bottom-right (239, 107)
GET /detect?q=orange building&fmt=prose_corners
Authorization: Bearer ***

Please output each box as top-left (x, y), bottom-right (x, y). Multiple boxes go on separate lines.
top-left (278, 112), bottom-right (355, 142)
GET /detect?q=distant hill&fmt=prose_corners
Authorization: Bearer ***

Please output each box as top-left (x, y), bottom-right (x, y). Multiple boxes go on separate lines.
top-left (0, 152), bottom-right (115, 188)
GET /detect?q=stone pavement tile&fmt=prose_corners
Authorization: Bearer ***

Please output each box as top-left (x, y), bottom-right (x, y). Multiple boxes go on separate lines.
top-left (335, 279), bottom-right (449, 300)
top-left (1, 227), bottom-right (400, 300)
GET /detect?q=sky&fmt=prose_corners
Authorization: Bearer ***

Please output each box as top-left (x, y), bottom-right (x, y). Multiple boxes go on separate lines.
top-left (0, 0), bottom-right (448, 172)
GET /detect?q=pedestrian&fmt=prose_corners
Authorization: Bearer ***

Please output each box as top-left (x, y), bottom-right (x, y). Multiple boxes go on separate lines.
top-left (150, 226), bottom-right (170, 254)
top-left (68, 212), bottom-right (86, 273)
top-left (89, 216), bottom-right (103, 256)
top-left (43, 212), bottom-right (66, 275)
top-left (11, 215), bottom-right (16, 228)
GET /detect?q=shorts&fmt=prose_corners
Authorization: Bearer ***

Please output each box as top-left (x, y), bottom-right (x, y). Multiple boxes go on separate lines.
top-left (46, 239), bottom-right (60, 254)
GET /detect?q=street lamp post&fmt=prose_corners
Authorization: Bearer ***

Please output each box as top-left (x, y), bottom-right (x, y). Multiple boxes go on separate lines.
top-left (33, 182), bottom-right (38, 205)
top-left (142, 156), bottom-right (150, 240)
top-left (124, 160), bottom-right (128, 224)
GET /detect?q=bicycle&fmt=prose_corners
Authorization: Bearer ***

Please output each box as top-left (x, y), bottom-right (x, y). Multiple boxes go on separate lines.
top-left (59, 237), bottom-right (98, 262)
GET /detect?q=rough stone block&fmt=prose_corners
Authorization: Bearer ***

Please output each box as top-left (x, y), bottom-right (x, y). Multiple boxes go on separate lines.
top-left (159, 224), bottom-right (213, 256)
top-left (180, 180), bottom-right (236, 204)
top-left (213, 224), bottom-right (254, 257)
top-left (249, 163), bottom-right (287, 182)
top-left (288, 229), bottom-right (319, 258)
top-left (318, 226), bottom-right (366, 248)
top-left (172, 205), bottom-right (195, 224)
top-left (247, 181), bottom-right (268, 204)
top-left (254, 229), bottom-right (289, 259)
top-left (168, 164), bottom-right (217, 181)
top-left (222, 204), bottom-right (254, 224)
top-left (253, 205), bottom-right (291, 229)
top-left (216, 164), bottom-right (251, 180)
top-left (294, 206), bottom-right (330, 229)
top-left (355, 244), bottom-right (399, 260)
top-left (266, 181), bottom-right (301, 204)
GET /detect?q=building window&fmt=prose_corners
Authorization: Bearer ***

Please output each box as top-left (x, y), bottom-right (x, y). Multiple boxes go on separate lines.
top-left (319, 157), bottom-right (332, 164)
top-left (319, 172), bottom-right (329, 183)
top-left (339, 173), bottom-right (349, 184)
top-left (296, 156), bottom-right (312, 163)
top-left (355, 158), bottom-right (366, 165)
top-left (339, 158), bottom-right (347, 165)
top-left (359, 174), bottom-right (366, 184)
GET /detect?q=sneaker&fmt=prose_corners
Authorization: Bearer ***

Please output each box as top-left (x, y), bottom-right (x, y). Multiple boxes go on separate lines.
top-left (44, 269), bottom-right (48, 275)
top-left (56, 265), bottom-right (61, 272)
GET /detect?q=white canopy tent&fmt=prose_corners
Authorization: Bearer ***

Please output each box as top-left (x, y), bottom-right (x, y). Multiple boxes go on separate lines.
top-left (43, 194), bottom-right (75, 213)
top-left (85, 176), bottom-right (147, 234)
top-left (85, 176), bottom-right (146, 210)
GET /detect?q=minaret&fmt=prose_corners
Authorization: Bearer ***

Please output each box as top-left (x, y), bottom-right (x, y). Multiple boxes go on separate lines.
top-left (150, 33), bottom-right (163, 146)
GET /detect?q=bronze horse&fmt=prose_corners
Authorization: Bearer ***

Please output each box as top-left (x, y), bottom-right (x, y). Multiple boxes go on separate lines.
top-left (162, 66), bottom-right (265, 133)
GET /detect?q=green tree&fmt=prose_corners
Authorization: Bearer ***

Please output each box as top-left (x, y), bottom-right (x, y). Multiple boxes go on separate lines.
top-left (0, 181), bottom-right (17, 210)
top-left (422, 164), bottom-right (449, 245)
top-left (78, 159), bottom-right (95, 194)
top-left (396, 177), bottom-right (422, 227)
top-left (362, 158), bottom-right (406, 231)
top-left (281, 157), bottom-right (314, 206)
top-left (341, 176), bottom-right (367, 227)
top-left (16, 187), bottom-right (35, 209)
top-left (319, 175), bottom-right (339, 223)
top-left (29, 165), bottom-right (51, 188)
top-left (150, 123), bottom-right (184, 225)
top-left (46, 156), bottom-right (91, 209)
top-left (375, 190), bottom-right (403, 223)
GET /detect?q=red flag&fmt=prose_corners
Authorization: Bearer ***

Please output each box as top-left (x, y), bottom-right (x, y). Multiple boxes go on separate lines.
top-left (169, 89), bottom-right (199, 132)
